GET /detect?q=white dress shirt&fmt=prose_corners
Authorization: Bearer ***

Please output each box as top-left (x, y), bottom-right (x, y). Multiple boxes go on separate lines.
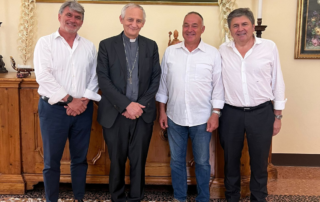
top-left (156, 41), bottom-right (225, 127)
top-left (219, 36), bottom-right (286, 110)
top-left (34, 31), bottom-right (101, 105)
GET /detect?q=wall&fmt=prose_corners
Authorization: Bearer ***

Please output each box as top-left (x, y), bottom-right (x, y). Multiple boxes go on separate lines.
top-left (0, 0), bottom-right (319, 154)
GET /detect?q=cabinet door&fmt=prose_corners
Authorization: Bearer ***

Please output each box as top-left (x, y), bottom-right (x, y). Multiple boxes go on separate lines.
top-left (20, 88), bottom-right (108, 176)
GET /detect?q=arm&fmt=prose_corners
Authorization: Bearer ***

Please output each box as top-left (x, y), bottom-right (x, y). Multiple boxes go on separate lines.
top-left (271, 44), bottom-right (286, 136)
top-left (96, 40), bottom-right (131, 113)
top-left (34, 37), bottom-right (68, 104)
top-left (136, 41), bottom-right (161, 107)
top-left (155, 48), bottom-right (169, 129)
top-left (207, 51), bottom-right (225, 132)
top-left (83, 44), bottom-right (101, 102)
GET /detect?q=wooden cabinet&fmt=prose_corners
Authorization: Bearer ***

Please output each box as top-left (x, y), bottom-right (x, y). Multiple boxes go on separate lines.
top-left (0, 73), bottom-right (276, 198)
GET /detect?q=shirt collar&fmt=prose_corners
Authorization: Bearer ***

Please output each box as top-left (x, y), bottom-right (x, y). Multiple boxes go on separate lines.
top-left (54, 29), bottom-right (81, 41)
top-left (227, 34), bottom-right (262, 48)
top-left (122, 32), bottom-right (138, 43)
top-left (175, 39), bottom-right (206, 52)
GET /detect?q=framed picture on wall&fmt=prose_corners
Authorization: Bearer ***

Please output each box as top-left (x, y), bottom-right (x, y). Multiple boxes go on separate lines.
top-left (36, 0), bottom-right (218, 5)
top-left (295, 0), bottom-right (320, 59)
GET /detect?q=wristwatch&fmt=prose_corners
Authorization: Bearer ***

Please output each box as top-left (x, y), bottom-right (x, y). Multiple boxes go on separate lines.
top-left (66, 95), bottom-right (73, 104)
top-left (212, 110), bottom-right (221, 117)
top-left (275, 114), bottom-right (283, 120)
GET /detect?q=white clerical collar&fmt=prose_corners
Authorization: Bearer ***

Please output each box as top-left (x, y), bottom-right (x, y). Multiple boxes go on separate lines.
top-left (130, 38), bottom-right (137, 42)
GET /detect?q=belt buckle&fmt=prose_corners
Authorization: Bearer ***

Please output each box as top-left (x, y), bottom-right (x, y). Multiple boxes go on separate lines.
top-left (244, 107), bottom-right (251, 111)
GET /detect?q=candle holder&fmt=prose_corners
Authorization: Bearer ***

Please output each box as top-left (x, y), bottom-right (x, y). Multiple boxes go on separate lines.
top-left (255, 18), bottom-right (267, 38)
top-left (0, 22), bottom-right (8, 73)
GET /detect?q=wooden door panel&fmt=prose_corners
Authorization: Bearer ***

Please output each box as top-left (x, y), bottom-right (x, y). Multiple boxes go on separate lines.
top-left (20, 89), bottom-right (107, 175)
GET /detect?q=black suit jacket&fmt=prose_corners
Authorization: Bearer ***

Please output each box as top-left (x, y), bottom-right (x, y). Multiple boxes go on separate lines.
top-left (97, 32), bottom-right (161, 128)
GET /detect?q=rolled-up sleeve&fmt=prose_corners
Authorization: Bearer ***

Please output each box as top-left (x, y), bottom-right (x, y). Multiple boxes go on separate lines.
top-left (83, 45), bottom-right (101, 101)
top-left (271, 44), bottom-right (287, 110)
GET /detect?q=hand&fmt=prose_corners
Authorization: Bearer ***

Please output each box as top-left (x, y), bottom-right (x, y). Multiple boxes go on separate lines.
top-left (126, 102), bottom-right (145, 117)
top-left (67, 97), bottom-right (87, 115)
top-left (80, 97), bottom-right (90, 106)
top-left (206, 113), bottom-right (219, 132)
top-left (64, 106), bottom-right (77, 116)
top-left (122, 111), bottom-right (136, 120)
top-left (273, 118), bottom-right (281, 136)
top-left (159, 111), bottom-right (168, 130)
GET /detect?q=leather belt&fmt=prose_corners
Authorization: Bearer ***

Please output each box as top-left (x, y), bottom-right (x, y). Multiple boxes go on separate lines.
top-left (40, 95), bottom-right (68, 106)
top-left (226, 101), bottom-right (272, 112)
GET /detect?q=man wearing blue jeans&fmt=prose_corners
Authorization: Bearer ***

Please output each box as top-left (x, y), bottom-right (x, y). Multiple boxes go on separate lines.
top-left (156, 12), bottom-right (224, 202)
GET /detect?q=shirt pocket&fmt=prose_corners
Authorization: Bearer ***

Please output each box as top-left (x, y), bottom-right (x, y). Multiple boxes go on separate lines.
top-left (195, 63), bottom-right (212, 81)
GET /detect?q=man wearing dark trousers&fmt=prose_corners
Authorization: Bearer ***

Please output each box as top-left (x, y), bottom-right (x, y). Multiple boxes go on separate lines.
top-left (96, 3), bottom-right (161, 202)
top-left (34, 1), bottom-right (101, 202)
top-left (218, 8), bottom-right (287, 202)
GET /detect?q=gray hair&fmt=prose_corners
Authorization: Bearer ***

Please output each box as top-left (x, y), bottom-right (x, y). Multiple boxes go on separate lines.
top-left (227, 8), bottom-right (255, 28)
top-left (59, 1), bottom-right (85, 21)
top-left (120, 3), bottom-right (146, 22)
top-left (184, 11), bottom-right (204, 26)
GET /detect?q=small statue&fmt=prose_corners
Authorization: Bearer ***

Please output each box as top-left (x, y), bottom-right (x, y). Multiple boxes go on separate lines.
top-left (168, 30), bottom-right (182, 46)
top-left (10, 56), bottom-right (34, 78)
top-left (0, 55), bottom-right (8, 73)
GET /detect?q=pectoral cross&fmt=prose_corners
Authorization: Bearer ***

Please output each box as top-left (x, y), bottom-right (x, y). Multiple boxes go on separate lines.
top-left (128, 77), bottom-right (132, 84)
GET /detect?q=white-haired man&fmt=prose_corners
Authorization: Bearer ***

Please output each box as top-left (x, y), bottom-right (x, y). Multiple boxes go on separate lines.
top-left (34, 1), bottom-right (100, 201)
top-left (96, 3), bottom-right (161, 202)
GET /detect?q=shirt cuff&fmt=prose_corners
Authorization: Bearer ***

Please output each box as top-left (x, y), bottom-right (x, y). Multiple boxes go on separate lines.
top-left (48, 87), bottom-right (68, 105)
top-left (155, 93), bottom-right (168, 103)
top-left (210, 99), bottom-right (225, 109)
top-left (83, 89), bottom-right (101, 102)
top-left (274, 98), bottom-right (287, 110)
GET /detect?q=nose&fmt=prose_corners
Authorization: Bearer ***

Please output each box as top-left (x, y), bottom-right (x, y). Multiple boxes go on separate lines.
top-left (131, 20), bottom-right (138, 28)
top-left (238, 25), bottom-right (244, 31)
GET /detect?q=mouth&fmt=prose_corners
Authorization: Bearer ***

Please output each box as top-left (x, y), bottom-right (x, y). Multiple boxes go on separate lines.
top-left (66, 22), bottom-right (77, 28)
top-left (236, 32), bottom-right (246, 37)
top-left (185, 32), bottom-right (196, 37)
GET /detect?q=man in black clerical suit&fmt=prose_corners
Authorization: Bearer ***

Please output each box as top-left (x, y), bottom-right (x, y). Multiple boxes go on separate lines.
top-left (96, 3), bottom-right (161, 202)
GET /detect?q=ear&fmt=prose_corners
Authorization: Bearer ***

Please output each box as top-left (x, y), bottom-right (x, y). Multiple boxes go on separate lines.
top-left (201, 25), bottom-right (205, 34)
top-left (119, 15), bottom-right (123, 24)
top-left (58, 13), bottom-right (61, 22)
top-left (141, 19), bottom-right (146, 28)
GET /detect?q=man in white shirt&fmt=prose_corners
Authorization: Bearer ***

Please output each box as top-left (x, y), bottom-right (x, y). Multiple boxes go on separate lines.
top-left (156, 12), bottom-right (224, 202)
top-left (34, 1), bottom-right (100, 202)
top-left (219, 8), bottom-right (286, 202)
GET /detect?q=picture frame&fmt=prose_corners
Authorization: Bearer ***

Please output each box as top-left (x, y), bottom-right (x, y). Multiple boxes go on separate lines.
top-left (36, 0), bottom-right (218, 6)
top-left (295, 0), bottom-right (320, 59)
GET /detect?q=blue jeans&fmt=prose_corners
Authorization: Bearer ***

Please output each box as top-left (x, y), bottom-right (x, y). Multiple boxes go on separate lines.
top-left (167, 118), bottom-right (211, 202)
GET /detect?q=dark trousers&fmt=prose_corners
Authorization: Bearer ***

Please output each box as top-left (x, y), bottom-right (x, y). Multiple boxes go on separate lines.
top-left (38, 98), bottom-right (93, 202)
top-left (218, 101), bottom-right (274, 202)
top-left (102, 115), bottom-right (153, 202)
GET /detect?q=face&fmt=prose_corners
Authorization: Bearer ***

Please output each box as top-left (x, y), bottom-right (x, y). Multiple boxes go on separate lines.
top-left (120, 7), bottom-right (145, 39)
top-left (182, 14), bottom-right (205, 45)
top-left (58, 6), bottom-right (83, 34)
top-left (229, 15), bottom-right (255, 44)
